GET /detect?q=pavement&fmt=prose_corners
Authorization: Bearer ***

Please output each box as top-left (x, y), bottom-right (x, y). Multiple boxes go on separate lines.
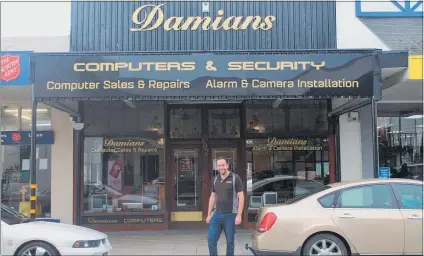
top-left (107, 229), bottom-right (254, 255)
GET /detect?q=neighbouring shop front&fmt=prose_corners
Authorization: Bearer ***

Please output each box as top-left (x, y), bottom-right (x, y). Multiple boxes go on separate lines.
top-left (30, 50), bottom-right (381, 231)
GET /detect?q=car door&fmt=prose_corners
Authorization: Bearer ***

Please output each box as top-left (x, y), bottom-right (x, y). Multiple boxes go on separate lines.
top-left (391, 183), bottom-right (423, 255)
top-left (331, 184), bottom-right (404, 255)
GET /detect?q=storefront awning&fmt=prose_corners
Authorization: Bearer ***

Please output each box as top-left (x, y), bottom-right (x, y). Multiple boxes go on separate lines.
top-left (31, 49), bottom-right (386, 102)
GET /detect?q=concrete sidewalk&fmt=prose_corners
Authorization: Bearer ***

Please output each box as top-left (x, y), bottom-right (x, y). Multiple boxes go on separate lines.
top-left (107, 230), bottom-right (253, 255)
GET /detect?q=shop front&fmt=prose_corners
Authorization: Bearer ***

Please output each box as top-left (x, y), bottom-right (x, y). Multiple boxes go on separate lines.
top-left (30, 51), bottom-right (381, 231)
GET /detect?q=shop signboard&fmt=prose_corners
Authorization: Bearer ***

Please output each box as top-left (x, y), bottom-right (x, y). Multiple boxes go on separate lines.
top-left (1, 131), bottom-right (54, 145)
top-left (31, 52), bottom-right (379, 99)
top-left (248, 137), bottom-right (326, 151)
top-left (82, 215), bottom-right (164, 225)
top-left (378, 167), bottom-right (391, 179)
top-left (0, 51), bottom-right (32, 86)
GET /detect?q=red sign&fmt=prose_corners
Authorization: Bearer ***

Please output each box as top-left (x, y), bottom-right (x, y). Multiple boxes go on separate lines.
top-left (109, 160), bottom-right (121, 179)
top-left (11, 132), bottom-right (22, 142)
top-left (1, 54), bottom-right (21, 82)
top-left (180, 158), bottom-right (192, 172)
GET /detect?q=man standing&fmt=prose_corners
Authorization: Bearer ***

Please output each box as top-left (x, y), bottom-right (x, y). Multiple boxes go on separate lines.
top-left (206, 156), bottom-right (244, 256)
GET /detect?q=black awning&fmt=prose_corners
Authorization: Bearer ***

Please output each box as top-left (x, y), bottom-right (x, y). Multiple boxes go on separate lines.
top-left (31, 49), bottom-right (384, 101)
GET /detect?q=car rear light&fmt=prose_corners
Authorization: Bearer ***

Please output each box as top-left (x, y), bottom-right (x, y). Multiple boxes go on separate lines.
top-left (257, 212), bottom-right (277, 233)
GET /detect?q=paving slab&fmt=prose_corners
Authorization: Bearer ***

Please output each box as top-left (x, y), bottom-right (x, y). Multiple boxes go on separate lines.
top-left (107, 230), bottom-right (253, 255)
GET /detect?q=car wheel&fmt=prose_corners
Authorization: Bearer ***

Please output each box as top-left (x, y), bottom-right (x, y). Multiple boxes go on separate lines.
top-left (303, 233), bottom-right (348, 256)
top-left (16, 241), bottom-right (59, 256)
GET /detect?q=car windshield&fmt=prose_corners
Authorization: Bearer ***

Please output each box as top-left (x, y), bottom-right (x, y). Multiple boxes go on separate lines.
top-left (1, 204), bottom-right (31, 225)
top-left (283, 185), bottom-right (331, 204)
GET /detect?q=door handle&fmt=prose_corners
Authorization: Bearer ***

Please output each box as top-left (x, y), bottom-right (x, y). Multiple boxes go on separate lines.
top-left (407, 215), bottom-right (422, 220)
top-left (338, 213), bottom-right (355, 219)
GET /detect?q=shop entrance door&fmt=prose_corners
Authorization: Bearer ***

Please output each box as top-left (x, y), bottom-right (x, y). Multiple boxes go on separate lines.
top-left (170, 146), bottom-right (206, 228)
top-left (169, 142), bottom-right (243, 229)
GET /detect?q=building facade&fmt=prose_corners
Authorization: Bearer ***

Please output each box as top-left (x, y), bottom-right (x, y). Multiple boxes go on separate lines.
top-left (1, 1), bottom-right (422, 231)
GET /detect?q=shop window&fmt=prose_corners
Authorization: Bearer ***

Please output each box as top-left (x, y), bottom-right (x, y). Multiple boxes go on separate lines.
top-left (1, 106), bottom-right (19, 130)
top-left (246, 139), bottom-right (328, 222)
top-left (1, 144), bottom-right (51, 217)
top-left (169, 108), bottom-right (201, 139)
top-left (83, 101), bottom-right (164, 136)
top-left (83, 137), bottom-right (166, 214)
top-left (208, 109), bottom-right (240, 138)
top-left (378, 115), bottom-right (423, 179)
top-left (246, 100), bottom-right (275, 134)
top-left (288, 100), bottom-right (328, 133)
top-left (245, 100), bottom-right (328, 136)
top-left (1, 106), bottom-right (51, 131)
top-left (20, 108), bottom-right (52, 131)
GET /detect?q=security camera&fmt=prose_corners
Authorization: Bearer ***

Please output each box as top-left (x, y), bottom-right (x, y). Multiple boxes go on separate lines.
top-left (72, 121), bottom-right (84, 131)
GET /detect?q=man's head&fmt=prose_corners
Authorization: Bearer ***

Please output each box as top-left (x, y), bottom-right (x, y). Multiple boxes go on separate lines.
top-left (216, 156), bottom-right (229, 175)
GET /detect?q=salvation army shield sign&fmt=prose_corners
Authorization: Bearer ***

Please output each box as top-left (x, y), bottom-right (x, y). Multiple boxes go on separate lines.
top-left (1, 54), bottom-right (21, 82)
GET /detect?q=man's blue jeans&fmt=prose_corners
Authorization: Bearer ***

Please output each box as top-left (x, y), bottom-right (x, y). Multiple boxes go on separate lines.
top-left (207, 212), bottom-right (236, 256)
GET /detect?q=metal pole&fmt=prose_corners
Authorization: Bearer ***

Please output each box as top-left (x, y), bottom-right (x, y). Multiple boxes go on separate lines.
top-left (30, 99), bottom-right (37, 219)
top-left (371, 98), bottom-right (379, 178)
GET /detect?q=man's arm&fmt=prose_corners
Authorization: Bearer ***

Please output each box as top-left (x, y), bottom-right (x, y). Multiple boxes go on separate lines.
top-left (235, 174), bottom-right (245, 218)
top-left (237, 191), bottom-right (244, 217)
top-left (207, 193), bottom-right (216, 217)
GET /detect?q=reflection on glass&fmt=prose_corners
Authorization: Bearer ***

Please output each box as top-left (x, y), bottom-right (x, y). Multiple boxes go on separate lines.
top-left (170, 109), bottom-right (201, 139)
top-left (212, 148), bottom-right (237, 177)
top-left (209, 109), bottom-right (240, 138)
top-left (378, 116), bottom-right (423, 179)
top-left (1, 106), bottom-right (19, 130)
top-left (246, 140), bottom-right (328, 222)
top-left (1, 145), bottom-right (51, 217)
top-left (83, 137), bottom-right (165, 214)
top-left (174, 149), bottom-right (200, 208)
top-left (21, 108), bottom-right (52, 131)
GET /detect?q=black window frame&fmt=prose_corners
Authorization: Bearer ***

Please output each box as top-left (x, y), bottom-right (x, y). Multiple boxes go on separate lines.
top-left (335, 183), bottom-right (399, 209)
top-left (389, 182), bottom-right (424, 210)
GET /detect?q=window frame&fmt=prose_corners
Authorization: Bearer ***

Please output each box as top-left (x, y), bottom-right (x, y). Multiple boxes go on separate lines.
top-left (389, 182), bottom-right (423, 210)
top-left (335, 183), bottom-right (399, 210)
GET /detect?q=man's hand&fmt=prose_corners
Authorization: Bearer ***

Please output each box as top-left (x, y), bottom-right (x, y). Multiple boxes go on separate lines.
top-left (235, 215), bottom-right (242, 225)
top-left (206, 215), bottom-right (212, 224)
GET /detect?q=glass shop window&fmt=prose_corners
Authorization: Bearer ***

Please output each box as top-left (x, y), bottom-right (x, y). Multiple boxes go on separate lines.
top-left (1, 144), bottom-right (52, 217)
top-left (83, 137), bottom-right (166, 214)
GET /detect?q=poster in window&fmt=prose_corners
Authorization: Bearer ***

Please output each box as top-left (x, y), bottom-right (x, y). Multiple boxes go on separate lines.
top-left (180, 157), bottom-right (192, 172)
top-left (108, 159), bottom-right (122, 191)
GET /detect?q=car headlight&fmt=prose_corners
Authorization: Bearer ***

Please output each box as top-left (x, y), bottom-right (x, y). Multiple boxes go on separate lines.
top-left (72, 240), bottom-right (102, 248)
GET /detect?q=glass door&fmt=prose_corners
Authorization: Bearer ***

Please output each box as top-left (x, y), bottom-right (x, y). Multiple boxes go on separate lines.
top-left (173, 148), bottom-right (201, 210)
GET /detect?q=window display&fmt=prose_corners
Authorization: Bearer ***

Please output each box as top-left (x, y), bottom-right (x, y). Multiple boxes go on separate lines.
top-left (82, 100), bottom-right (166, 216)
top-left (83, 137), bottom-right (165, 214)
top-left (245, 138), bottom-right (328, 222)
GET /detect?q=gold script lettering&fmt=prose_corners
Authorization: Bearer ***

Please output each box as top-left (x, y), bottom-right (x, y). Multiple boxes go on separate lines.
top-left (267, 137), bottom-right (308, 146)
top-left (104, 139), bottom-right (146, 147)
top-left (87, 217), bottom-right (118, 224)
top-left (130, 4), bottom-right (276, 32)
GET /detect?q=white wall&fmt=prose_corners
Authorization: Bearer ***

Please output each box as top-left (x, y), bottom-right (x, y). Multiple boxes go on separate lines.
top-left (50, 109), bottom-right (74, 224)
top-left (339, 113), bottom-right (363, 181)
top-left (336, 1), bottom-right (389, 50)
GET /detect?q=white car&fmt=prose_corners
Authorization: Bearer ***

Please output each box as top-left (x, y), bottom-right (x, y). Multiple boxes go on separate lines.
top-left (1, 204), bottom-right (112, 256)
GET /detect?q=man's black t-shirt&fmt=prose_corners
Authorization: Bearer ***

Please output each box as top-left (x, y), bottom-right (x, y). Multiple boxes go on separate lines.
top-left (211, 172), bottom-right (244, 213)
